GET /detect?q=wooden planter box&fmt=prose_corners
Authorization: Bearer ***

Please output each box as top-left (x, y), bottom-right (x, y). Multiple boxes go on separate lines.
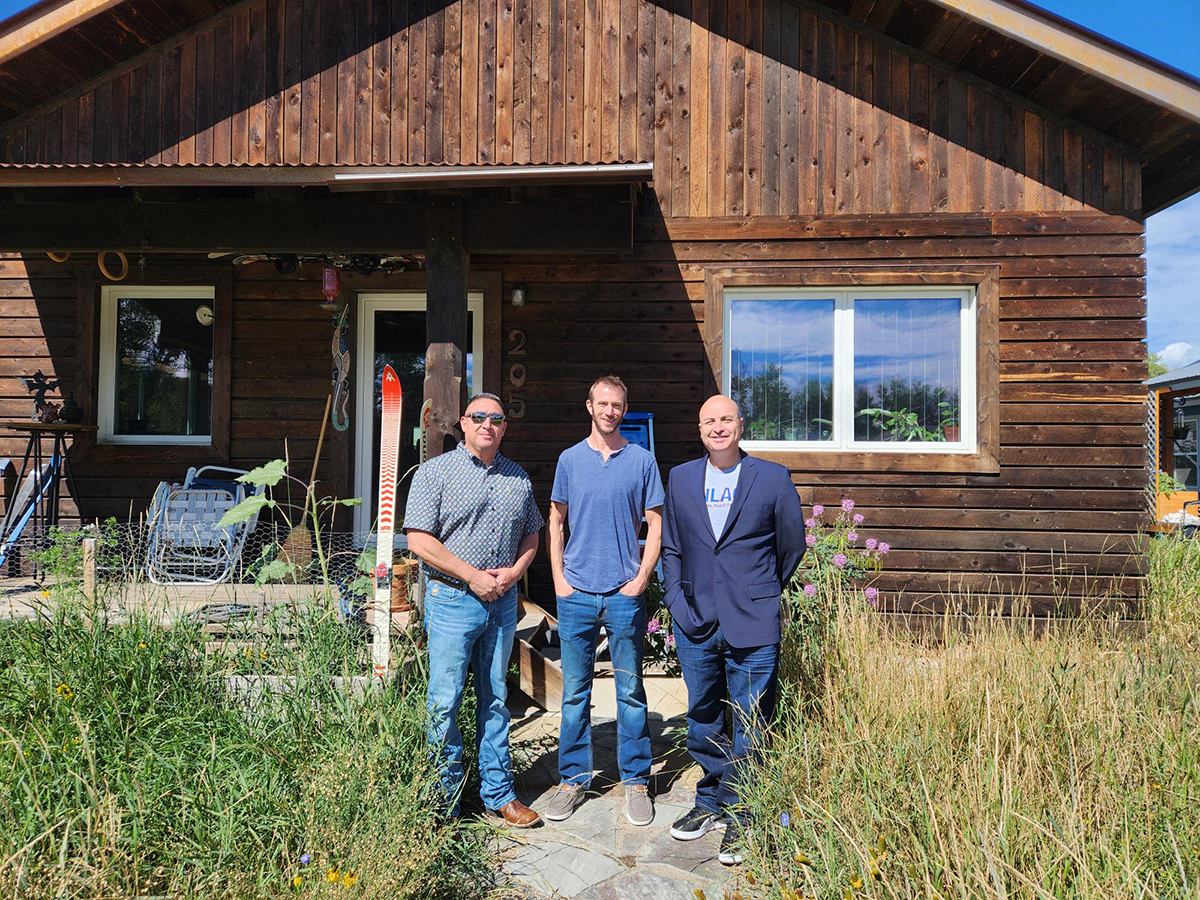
top-left (1156, 491), bottom-right (1198, 523)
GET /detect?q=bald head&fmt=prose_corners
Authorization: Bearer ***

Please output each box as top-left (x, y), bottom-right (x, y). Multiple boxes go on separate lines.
top-left (698, 394), bottom-right (744, 465)
top-left (699, 394), bottom-right (741, 423)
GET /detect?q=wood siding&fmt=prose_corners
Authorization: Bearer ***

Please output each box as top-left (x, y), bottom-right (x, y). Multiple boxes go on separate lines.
top-left (0, 0), bottom-right (1142, 220)
top-left (0, 208), bottom-right (1149, 612)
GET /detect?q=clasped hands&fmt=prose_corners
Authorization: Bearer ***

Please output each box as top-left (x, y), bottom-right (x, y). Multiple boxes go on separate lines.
top-left (468, 566), bottom-right (520, 602)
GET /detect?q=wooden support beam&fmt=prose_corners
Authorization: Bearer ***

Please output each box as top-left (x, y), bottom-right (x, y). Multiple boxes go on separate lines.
top-left (423, 199), bottom-right (469, 459)
top-left (0, 197), bottom-right (633, 254)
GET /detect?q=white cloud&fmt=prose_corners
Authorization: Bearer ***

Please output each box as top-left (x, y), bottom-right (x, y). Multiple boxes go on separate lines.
top-left (1148, 194), bottom-right (1200, 355)
top-left (1156, 341), bottom-right (1197, 371)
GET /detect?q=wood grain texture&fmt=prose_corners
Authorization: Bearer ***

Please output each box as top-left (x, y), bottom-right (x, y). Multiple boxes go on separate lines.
top-left (0, 0), bottom-right (1147, 222)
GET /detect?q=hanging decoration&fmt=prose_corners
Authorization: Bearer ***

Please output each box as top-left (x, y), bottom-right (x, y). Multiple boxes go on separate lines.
top-left (206, 251), bottom-right (423, 275)
top-left (331, 303), bottom-right (352, 432)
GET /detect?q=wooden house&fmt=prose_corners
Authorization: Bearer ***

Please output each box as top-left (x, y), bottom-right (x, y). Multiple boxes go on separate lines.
top-left (2, 0), bottom-right (1199, 613)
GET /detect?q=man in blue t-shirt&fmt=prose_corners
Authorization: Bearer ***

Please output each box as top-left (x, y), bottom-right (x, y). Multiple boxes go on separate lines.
top-left (544, 375), bottom-right (664, 827)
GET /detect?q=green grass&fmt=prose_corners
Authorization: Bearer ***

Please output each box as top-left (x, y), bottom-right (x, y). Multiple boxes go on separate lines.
top-left (741, 535), bottom-right (1200, 900)
top-left (0, 592), bottom-right (495, 899)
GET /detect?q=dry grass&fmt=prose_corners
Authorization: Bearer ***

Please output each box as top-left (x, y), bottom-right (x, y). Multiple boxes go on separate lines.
top-left (743, 535), bottom-right (1200, 899)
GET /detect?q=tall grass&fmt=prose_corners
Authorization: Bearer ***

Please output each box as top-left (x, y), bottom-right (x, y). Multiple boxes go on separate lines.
top-left (0, 590), bottom-right (494, 899)
top-left (743, 535), bottom-right (1200, 900)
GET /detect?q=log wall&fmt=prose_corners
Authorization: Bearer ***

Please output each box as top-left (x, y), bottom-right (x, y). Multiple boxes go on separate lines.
top-left (0, 206), bottom-right (1150, 612)
top-left (0, 0), bottom-right (1142, 220)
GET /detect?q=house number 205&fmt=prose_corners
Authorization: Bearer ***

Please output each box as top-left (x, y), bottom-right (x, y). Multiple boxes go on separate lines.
top-left (507, 329), bottom-right (527, 419)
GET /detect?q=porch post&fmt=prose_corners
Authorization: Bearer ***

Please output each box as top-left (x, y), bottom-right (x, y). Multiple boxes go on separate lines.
top-left (424, 198), bottom-right (469, 459)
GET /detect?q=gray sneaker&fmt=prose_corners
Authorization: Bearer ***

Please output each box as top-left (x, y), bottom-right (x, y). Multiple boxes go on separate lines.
top-left (544, 783), bottom-right (586, 822)
top-left (624, 785), bottom-right (654, 826)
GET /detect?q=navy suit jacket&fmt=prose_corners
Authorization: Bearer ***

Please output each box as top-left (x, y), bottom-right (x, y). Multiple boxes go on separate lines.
top-left (661, 453), bottom-right (805, 649)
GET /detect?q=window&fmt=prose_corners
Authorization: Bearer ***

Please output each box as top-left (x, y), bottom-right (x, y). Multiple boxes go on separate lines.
top-left (704, 266), bottom-right (999, 474)
top-left (725, 287), bottom-right (976, 452)
top-left (98, 286), bottom-right (216, 445)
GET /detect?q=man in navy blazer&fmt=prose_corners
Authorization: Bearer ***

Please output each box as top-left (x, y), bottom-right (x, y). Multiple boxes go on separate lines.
top-left (661, 394), bottom-right (805, 865)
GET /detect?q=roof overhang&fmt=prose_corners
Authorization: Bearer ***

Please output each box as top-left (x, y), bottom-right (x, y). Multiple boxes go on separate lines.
top-left (0, 0), bottom-right (125, 66)
top-left (0, 161), bottom-right (656, 189)
top-left (927, 0), bottom-right (1200, 126)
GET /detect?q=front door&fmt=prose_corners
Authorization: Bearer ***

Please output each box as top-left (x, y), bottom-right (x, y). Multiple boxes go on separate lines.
top-left (353, 292), bottom-right (484, 533)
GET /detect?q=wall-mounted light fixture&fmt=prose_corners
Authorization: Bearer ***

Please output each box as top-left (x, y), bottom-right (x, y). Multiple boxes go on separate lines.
top-left (511, 284), bottom-right (527, 307)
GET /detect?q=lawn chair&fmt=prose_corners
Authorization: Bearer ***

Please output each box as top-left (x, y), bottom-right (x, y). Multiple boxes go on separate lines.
top-left (145, 466), bottom-right (266, 585)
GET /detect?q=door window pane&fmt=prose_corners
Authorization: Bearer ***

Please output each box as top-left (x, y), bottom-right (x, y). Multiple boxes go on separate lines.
top-left (853, 298), bottom-right (962, 443)
top-left (368, 310), bottom-right (475, 519)
top-left (728, 299), bottom-right (835, 441)
top-left (114, 296), bottom-right (213, 437)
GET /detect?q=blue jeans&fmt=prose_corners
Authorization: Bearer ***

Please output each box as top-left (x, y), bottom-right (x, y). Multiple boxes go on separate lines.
top-left (672, 623), bottom-right (778, 819)
top-left (424, 579), bottom-right (519, 814)
top-left (557, 588), bottom-right (652, 787)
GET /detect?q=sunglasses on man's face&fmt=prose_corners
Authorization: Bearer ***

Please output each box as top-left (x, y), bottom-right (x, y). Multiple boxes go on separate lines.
top-left (466, 412), bottom-right (506, 426)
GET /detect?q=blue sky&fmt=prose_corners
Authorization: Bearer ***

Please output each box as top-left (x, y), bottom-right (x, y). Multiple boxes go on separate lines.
top-left (1, 0), bottom-right (1197, 368)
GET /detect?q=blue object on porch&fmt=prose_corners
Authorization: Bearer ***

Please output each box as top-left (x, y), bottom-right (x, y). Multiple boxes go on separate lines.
top-left (0, 459), bottom-right (57, 569)
top-left (619, 412), bottom-right (655, 455)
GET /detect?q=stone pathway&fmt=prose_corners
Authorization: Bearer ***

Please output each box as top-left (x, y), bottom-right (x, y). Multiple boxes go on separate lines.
top-left (498, 695), bottom-right (756, 899)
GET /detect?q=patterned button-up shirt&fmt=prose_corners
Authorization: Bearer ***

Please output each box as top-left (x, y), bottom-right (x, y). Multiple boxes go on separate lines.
top-left (402, 442), bottom-right (545, 583)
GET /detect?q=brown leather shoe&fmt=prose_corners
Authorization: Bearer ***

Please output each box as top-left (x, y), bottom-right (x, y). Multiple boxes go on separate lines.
top-left (488, 799), bottom-right (542, 828)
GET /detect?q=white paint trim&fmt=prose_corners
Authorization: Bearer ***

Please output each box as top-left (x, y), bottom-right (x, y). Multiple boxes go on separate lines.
top-left (352, 291), bottom-right (485, 533)
top-left (722, 285), bottom-right (977, 455)
top-left (97, 284), bottom-right (215, 446)
top-left (327, 162), bottom-right (655, 188)
top-left (926, 0), bottom-right (1200, 126)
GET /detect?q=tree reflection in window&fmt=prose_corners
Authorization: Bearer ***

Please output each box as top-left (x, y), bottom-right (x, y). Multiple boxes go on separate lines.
top-left (115, 297), bottom-right (213, 436)
top-left (729, 299), bottom-right (835, 442)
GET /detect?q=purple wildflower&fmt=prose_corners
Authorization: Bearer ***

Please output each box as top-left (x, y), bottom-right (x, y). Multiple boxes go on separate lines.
top-left (805, 518), bottom-right (816, 528)
top-left (811, 504), bottom-right (824, 517)
top-left (832, 553), bottom-right (848, 568)
top-left (647, 618), bottom-right (661, 635)
top-left (878, 542), bottom-right (890, 555)
top-left (664, 633), bottom-right (676, 647)
top-left (841, 498), bottom-right (855, 513)
top-left (847, 531), bottom-right (858, 542)
top-left (805, 534), bottom-right (817, 547)
top-left (803, 584), bottom-right (818, 598)
top-left (300, 854), bottom-right (311, 866)
top-left (781, 812), bottom-right (790, 827)
top-left (864, 586), bottom-right (879, 608)
top-left (865, 538), bottom-right (878, 551)
top-left (853, 513), bottom-right (865, 526)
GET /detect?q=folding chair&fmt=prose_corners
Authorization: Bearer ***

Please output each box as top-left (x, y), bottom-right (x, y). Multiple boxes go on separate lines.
top-left (145, 466), bottom-right (266, 585)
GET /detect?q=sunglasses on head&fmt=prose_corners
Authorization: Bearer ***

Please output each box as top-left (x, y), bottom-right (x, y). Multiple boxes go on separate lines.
top-left (466, 412), bottom-right (506, 425)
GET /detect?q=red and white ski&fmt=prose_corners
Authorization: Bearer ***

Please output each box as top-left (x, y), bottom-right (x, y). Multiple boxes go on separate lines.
top-left (372, 364), bottom-right (402, 679)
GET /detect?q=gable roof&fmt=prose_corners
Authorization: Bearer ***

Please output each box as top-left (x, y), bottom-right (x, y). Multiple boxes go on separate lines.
top-left (1, 0), bottom-right (1198, 212)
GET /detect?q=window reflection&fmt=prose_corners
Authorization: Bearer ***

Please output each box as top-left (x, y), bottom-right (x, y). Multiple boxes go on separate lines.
top-left (115, 297), bottom-right (213, 437)
top-left (728, 299), bottom-right (835, 441)
top-left (854, 298), bottom-right (962, 443)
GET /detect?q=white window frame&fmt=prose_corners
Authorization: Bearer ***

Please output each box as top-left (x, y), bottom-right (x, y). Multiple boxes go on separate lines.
top-left (98, 284), bottom-right (217, 446)
top-left (352, 291), bottom-right (485, 533)
top-left (723, 285), bottom-right (977, 454)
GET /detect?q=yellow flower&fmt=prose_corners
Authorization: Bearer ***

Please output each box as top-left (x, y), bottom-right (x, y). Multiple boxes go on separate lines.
top-left (1152, 782), bottom-right (1164, 791)
top-left (292, 875), bottom-right (302, 888)
top-left (139, 642), bottom-right (148, 649)
top-left (41, 590), bottom-right (50, 598)
top-left (849, 873), bottom-right (864, 890)
top-left (341, 871), bottom-right (356, 887)
top-left (693, 890), bottom-right (707, 900)
top-left (56, 683), bottom-right (73, 699)
top-left (261, 650), bottom-right (268, 660)
top-left (326, 867), bottom-right (339, 883)
top-left (745, 872), bottom-right (756, 885)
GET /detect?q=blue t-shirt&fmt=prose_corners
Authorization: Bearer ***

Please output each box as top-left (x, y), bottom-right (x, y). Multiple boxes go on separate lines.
top-left (704, 460), bottom-right (741, 537)
top-left (551, 438), bottom-right (665, 594)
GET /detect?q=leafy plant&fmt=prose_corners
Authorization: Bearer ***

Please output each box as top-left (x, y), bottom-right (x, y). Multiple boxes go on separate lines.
top-left (856, 406), bottom-right (945, 442)
top-left (216, 457), bottom-right (361, 590)
top-left (1158, 469), bottom-right (1189, 494)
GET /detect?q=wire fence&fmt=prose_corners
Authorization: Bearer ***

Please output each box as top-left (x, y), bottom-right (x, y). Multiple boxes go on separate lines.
top-left (1, 522), bottom-right (418, 616)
